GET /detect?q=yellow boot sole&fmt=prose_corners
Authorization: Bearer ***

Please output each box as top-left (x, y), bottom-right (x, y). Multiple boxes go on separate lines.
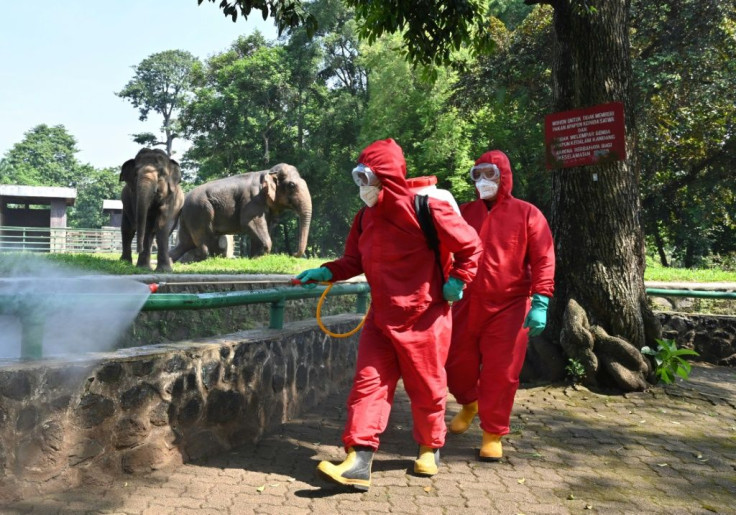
top-left (317, 458), bottom-right (371, 490)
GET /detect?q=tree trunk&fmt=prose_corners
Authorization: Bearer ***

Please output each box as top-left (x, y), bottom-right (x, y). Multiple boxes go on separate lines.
top-left (546, 0), bottom-right (661, 391)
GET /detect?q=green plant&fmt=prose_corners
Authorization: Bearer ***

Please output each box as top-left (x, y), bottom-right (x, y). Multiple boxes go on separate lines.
top-left (641, 338), bottom-right (700, 384)
top-left (565, 358), bottom-right (586, 384)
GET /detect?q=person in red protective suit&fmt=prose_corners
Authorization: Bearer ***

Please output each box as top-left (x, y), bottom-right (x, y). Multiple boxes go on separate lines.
top-left (295, 139), bottom-right (481, 490)
top-left (445, 150), bottom-right (555, 462)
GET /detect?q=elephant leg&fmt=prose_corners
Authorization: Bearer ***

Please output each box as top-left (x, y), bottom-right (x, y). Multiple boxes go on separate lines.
top-left (136, 216), bottom-right (156, 269)
top-left (245, 216), bottom-right (271, 258)
top-left (120, 215), bottom-right (134, 263)
top-left (170, 228), bottom-right (196, 262)
top-left (154, 227), bottom-right (172, 272)
top-left (153, 212), bottom-right (180, 272)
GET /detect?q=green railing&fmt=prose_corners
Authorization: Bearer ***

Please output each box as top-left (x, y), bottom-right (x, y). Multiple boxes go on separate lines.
top-left (3, 283), bottom-right (732, 361)
top-left (645, 288), bottom-right (736, 299)
top-left (0, 282), bottom-right (370, 361)
top-left (141, 283), bottom-right (371, 328)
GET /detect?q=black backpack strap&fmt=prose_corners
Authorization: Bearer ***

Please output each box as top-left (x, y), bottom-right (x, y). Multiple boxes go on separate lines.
top-left (357, 206), bottom-right (367, 234)
top-left (414, 194), bottom-right (445, 284)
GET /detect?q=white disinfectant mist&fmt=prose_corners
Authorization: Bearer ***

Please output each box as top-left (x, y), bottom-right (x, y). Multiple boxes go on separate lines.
top-left (0, 255), bottom-right (151, 360)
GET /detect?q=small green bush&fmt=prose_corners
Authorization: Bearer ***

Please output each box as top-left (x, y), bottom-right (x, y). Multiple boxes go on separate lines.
top-left (641, 338), bottom-right (700, 384)
top-left (565, 358), bottom-right (586, 384)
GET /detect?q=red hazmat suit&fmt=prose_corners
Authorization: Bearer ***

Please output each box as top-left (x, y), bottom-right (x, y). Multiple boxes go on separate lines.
top-left (446, 150), bottom-right (555, 436)
top-left (323, 139), bottom-right (482, 451)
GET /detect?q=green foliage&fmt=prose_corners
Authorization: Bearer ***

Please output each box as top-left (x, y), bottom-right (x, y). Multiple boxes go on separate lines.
top-left (0, 125), bottom-right (83, 187)
top-left (450, 6), bottom-right (554, 211)
top-left (634, 0), bottom-right (736, 267)
top-left (565, 358), bottom-right (586, 384)
top-left (67, 167), bottom-right (121, 229)
top-left (117, 50), bottom-right (199, 154)
top-left (641, 338), bottom-right (700, 384)
top-left (346, 0), bottom-right (495, 67)
top-left (180, 34), bottom-right (298, 179)
top-left (198, 0), bottom-right (318, 37)
top-left (644, 257), bottom-right (736, 282)
top-left (358, 33), bottom-right (475, 199)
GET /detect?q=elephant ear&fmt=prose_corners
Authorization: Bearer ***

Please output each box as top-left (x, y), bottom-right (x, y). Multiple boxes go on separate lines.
top-left (262, 170), bottom-right (278, 207)
top-left (120, 159), bottom-right (136, 185)
top-left (169, 158), bottom-right (182, 185)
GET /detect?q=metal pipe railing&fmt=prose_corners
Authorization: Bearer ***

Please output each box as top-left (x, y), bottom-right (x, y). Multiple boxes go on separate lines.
top-left (140, 283), bottom-right (371, 329)
top-left (645, 288), bottom-right (736, 299)
top-left (3, 283), bottom-right (731, 361)
top-left (0, 283), bottom-right (371, 361)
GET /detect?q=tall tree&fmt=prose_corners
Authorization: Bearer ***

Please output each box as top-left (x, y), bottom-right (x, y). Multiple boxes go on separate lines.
top-left (117, 50), bottom-right (199, 155)
top-left (0, 124), bottom-right (82, 187)
top-left (281, 0), bottom-right (368, 257)
top-left (359, 33), bottom-right (476, 201)
top-left (634, 0), bottom-right (736, 268)
top-left (180, 33), bottom-right (298, 180)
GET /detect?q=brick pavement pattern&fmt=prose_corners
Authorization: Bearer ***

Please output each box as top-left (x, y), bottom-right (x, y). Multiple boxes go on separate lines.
top-left (2, 364), bottom-right (735, 514)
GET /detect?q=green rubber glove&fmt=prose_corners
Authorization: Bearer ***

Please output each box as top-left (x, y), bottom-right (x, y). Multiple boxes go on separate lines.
top-left (295, 267), bottom-right (333, 289)
top-left (442, 276), bottom-right (465, 302)
top-left (523, 294), bottom-right (550, 337)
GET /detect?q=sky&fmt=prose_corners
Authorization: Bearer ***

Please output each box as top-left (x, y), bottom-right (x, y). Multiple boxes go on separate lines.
top-left (0, 1), bottom-right (278, 171)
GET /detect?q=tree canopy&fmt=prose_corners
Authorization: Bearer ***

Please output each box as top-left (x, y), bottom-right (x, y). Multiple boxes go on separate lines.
top-left (117, 50), bottom-right (200, 155)
top-left (0, 124), bottom-right (119, 229)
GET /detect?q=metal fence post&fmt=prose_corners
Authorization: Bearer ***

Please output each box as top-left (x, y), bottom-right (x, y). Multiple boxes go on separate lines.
top-left (270, 297), bottom-right (286, 329)
top-left (356, 291), bottom-right (369, 314)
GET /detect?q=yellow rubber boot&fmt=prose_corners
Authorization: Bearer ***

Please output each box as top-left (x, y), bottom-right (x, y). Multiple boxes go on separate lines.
top-left (317, 446), bottom-right (374, 490)
top-left (479, 431), bottom-right (503, 462)
top-left (413, 445), bottom-right (440, 476)
top-left (449, 401), bottom-right (478, 434)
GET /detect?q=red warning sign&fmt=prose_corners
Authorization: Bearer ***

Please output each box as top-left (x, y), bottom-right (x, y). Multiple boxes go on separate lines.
top-left (545, 102), bottom-right (626, 169)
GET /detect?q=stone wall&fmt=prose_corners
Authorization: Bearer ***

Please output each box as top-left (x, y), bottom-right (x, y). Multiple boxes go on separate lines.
top-left (658, 312), bottom-right (736, 366)
top-left (0, 315), bottom-right (361, 502)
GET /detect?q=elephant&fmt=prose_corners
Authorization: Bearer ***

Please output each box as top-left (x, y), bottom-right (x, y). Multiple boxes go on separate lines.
top-left (120, 148), bottom-right (185, 272)
top-left (170, 163), bottom-right (312, 262)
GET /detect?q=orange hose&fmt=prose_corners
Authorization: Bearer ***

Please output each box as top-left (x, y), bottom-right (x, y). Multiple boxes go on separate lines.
top-left (315, 282), bottom-right (368, 338)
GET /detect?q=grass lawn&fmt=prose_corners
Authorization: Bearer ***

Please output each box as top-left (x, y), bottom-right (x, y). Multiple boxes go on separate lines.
top-left (1, 252), bottom-right (735, 282)
top-left (0, 252), bottom-right (327, 276)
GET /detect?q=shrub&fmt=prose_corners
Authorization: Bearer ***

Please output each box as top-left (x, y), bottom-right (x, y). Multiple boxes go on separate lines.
top-left (641, 338), bottom-right (700, 384)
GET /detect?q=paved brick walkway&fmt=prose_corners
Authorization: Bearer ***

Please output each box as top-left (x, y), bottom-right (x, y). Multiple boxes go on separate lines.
top-left (2, 363), bottom-right (735, 514)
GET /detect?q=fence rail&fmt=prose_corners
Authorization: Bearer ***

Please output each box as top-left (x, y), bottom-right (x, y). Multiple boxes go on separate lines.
top-left (0, 226), bottom-right (179, 254)
top-left (0, 225), bottom-right (250, 257)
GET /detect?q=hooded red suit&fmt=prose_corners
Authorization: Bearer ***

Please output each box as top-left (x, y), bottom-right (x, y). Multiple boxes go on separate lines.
top-left (323, 139), bottom-right (481, 450)
top-left (446, 150), bottom-right (555, 436)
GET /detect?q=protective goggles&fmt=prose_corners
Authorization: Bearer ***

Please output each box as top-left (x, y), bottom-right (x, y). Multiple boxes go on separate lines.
top-left (469, 162), bottom-right (500, 182)
top-left (352, 164), bottom-right (380, 186)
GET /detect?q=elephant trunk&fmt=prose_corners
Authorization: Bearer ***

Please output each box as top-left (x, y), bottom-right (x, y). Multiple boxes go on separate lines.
top-left (136, 177), bottom-right (157, 252)
top-left (294, 203), bottom-right (312, 258)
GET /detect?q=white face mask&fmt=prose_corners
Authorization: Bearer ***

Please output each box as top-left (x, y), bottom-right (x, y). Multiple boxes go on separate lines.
top-left (476, 179), bottom-right (499, 200)
top-left (359, 185), bottom-right (381, 207)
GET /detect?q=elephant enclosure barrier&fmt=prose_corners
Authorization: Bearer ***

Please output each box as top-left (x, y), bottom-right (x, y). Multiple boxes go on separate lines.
top-left (0, 226), bottom-right (129, 253)
top-left (0, 225), bottom-right (260, 257)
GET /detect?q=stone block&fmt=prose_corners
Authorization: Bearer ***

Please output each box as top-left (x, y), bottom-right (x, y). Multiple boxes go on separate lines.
top-left (121, 383), bottom-right (158, 410)
top-left (77, 393), bottom-right (115, 428)
top-left (205, 390), bottom-right (243, 424)
top-left (121, 443), bottom-right (176, 473)
top-left (114, 416), bottom-right (150, 449)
